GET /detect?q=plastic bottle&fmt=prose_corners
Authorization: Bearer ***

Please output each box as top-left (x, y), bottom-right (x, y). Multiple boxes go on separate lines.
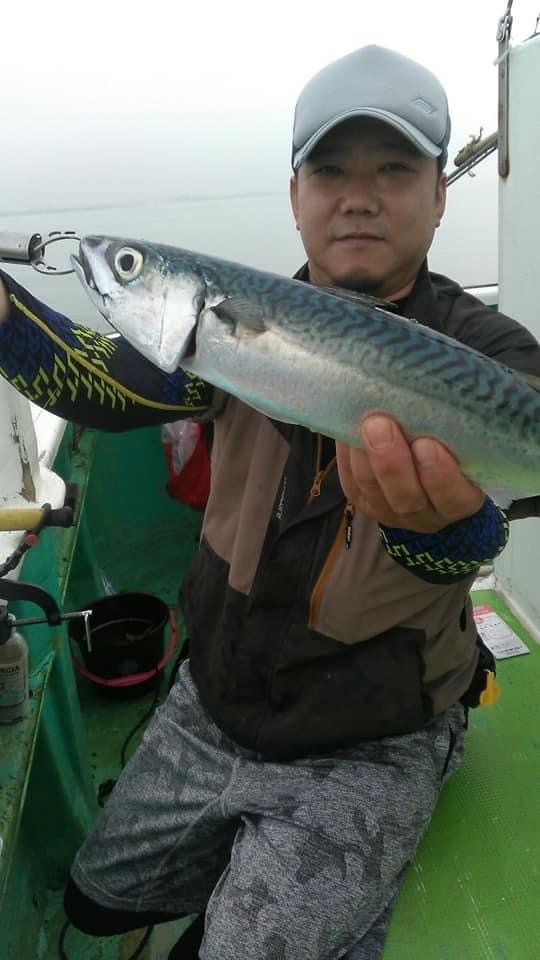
top-left (0, 626), bottom-right (29, 723)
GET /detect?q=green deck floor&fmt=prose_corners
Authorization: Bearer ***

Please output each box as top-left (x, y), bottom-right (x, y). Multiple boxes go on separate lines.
top-left (383, 589), bottom-right (540, 960)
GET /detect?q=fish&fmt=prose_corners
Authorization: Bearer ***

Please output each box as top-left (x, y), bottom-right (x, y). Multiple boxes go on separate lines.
top-left (71, 234), bottom-right (540, 506)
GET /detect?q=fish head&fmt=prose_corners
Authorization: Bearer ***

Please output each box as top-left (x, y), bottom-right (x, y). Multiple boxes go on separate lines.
top-left (71, 236), bottom-right (205, 372)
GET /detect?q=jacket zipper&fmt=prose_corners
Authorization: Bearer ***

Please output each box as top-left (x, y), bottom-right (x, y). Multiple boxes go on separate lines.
top-left (307, 436), bottom-right (355, 627)
top-left (344, 503), bottom-right (355, 550)
top-left (308, 504), bottom-right (355, 628)
top-left (308, 434), bottom-right (336, 502)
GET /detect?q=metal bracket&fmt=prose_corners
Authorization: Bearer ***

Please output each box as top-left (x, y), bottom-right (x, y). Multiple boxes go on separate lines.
top-left (0, 230), bottom-right (79, 276)
top-left (0, 484), bottom-right (93, 651)
top-left (496, 0), bottom-right (513, 178)
top-left (0, 601), bottom-right (94, 653)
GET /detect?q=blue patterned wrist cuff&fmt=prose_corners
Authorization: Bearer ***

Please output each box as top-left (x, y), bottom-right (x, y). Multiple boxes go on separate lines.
top-left (379, 497), bottom-right (509, 583)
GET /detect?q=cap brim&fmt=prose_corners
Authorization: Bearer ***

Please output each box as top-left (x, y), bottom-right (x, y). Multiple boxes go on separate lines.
top-left (292, 108), bottom-right (441, 170)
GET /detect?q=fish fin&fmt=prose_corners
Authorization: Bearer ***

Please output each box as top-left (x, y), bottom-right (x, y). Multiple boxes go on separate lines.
top-left (484, 486), bottom-right (540, 510)
top-left (492, 358), bottom-right (540, 392)
top-left (212, 298), bottom-right (267, 334)
top-left (486, 489), bottom-right (514, 509)
top-left (515, 369), bottom-right (540, 393)
top-left (313, 283), bottom-right (397, 313)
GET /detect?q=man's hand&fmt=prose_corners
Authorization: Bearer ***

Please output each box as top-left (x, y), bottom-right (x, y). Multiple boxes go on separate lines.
top-left (0, 278), bottom-right (9, 325)
top-left (336, 414), bottom-right (485, 533)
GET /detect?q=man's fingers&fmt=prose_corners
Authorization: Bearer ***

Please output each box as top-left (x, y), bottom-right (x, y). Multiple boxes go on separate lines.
top-left (337, 416), bottom-right (485, 532)
top-left (335, 440), bottom-right (376, 501)
top-left (411, 437), bottom-right (485, 521)
top-left (360, 416), bottom-right (429, 516)
top-left (336, 440), bottom-right (393, 521)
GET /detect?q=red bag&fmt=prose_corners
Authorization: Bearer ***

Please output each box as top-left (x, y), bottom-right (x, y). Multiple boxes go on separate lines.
top-left (162, 422), bottom-right (211, 512)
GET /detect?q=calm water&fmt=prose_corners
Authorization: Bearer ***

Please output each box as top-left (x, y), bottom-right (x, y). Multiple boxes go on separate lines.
top-left (0, 159), bottom-right (498, 333)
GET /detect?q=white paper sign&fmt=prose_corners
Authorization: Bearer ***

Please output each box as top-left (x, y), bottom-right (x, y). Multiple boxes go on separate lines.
top-left (473, 604), bottom-right (530, 659)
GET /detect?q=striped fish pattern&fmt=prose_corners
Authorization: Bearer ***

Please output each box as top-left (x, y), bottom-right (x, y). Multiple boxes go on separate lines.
top-left (71, 236), bottom-right (540, 504)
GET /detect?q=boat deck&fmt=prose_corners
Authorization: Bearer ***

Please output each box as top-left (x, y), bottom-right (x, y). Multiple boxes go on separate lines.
top-left (2, 425), bottom-right (539, 959)
top-left (384, 587), bottom-right (540, 960)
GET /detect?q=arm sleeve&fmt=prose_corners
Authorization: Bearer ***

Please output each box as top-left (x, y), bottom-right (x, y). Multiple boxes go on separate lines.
top-left (0, 271), bottom-right (218, 432)
top-left (379, 497), bottom-right (509, 584)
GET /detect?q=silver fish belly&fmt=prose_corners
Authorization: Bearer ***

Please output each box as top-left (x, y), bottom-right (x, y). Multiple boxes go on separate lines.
top-left (72, 235), bottom-right (540, 504)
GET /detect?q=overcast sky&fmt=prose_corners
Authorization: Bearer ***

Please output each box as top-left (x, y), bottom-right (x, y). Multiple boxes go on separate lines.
top-left (2, 0), bottom-right (539, 214)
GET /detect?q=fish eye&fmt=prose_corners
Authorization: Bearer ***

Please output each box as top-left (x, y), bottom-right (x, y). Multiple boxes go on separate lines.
top-left (113, 247), bottom-right (144, 281)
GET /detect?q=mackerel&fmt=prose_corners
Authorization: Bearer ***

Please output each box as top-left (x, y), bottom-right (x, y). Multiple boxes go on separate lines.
top-left (71, 235), bottom-right (540, 505)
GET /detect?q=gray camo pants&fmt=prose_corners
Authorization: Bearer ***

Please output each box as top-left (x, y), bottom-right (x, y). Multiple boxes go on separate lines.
top-left (71, 660), bottom-right (466, 960)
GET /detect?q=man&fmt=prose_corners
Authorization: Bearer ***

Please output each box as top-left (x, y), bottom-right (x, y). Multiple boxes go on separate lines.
top-left (1, 45), bottom-right (539, 960)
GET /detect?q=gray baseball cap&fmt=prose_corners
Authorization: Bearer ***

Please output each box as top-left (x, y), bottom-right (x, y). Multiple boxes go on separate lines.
top-left (292, 45), bottom-right (451, 170)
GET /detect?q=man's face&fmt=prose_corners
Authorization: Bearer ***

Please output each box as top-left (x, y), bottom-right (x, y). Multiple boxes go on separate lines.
top-left (289, 117), bottom-right (446, 301)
